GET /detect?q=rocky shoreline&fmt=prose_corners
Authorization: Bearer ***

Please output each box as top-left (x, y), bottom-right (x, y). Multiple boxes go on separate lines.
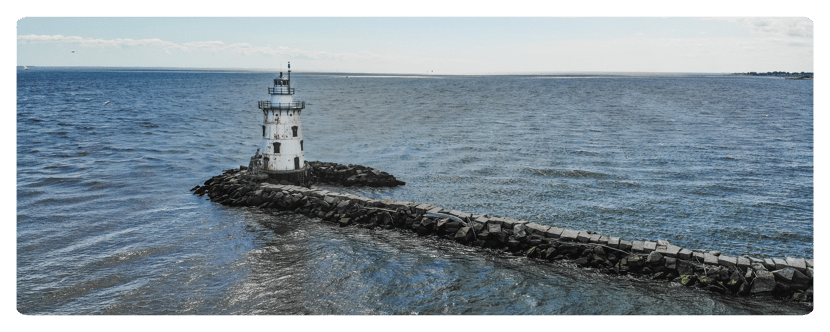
top-left (192, 166), bottom-right (813, 303)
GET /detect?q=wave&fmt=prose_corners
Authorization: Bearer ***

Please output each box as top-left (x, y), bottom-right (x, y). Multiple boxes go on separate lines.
top-left (83, 246), bottom-right (175, 271)
top-left (524, 168), bottom-right (616, 179)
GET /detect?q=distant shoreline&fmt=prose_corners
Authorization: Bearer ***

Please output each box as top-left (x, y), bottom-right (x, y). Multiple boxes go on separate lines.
top-left (732, 71), bottom-right (813, 80)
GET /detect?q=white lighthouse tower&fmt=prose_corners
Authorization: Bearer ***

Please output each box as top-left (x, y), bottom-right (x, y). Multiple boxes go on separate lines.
top-left (253, 62), bottom-right (308, 185)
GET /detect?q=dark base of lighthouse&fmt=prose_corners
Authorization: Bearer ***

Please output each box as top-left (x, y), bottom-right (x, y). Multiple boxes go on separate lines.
top-left (242, 171), bottom-right (307, 187)
top-left (261, 167), bottom-right (309, 186)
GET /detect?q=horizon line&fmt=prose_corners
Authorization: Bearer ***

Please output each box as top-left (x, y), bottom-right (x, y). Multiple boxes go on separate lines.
top-left (15, 65), bottom-right (767, 76)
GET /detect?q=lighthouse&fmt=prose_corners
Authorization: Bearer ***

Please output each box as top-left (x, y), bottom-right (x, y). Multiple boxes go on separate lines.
top-left (251, 62), bottom-right (308, 185)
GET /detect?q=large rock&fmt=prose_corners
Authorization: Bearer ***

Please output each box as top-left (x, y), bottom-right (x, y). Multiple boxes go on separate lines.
top-left (762, 258), bottom-right (776, 270)
top-left (664, 257), bottom-right (677, 271)
top-left (542, 247), bottom-right (558, 260)
top-left (418, 217), bottom-right (437, 235)
top-left (718, 255), bottom-right (737, 268)
top-left (558, 242), bottom-right (579, 256)
top-left (434, 218), bottom-right (451, 232)
top-left (643, 241), bottom-right (657, 253)
top-left (454, 227), bottom-right (475, 243)
top-left (335, 199), bottom-right (351, 212)
top-left (704, 253), bottom-right (719, 265)
top-left (441, 220), bottom-right (464, 234)
top-left (632, 241), bottom-right (645, 253)
top-left (526, 246), bottom-right (541, 258)
top-left (622, 254), bottom-right (645, 267)
top-left (487, 222), bottom-right (502, 235)
top-left (248, 196), bottom-right (263, 206)
top-left (772, 258), bottom-right (788, 270)
top-left (750, 262), bottom-right (767, 272)
top-left (471, 221), bottom-right (485, 233)
top-left (772, 267), bottom-right (811, 287)
top-left (676, 259), bottom-right (703, 275)
top-left (736, 256), bottom-right (751, 270)
top-left (577, 231), bottom-right (591, 243)
top-left (607, 237), bottom-right (620, 248)
top-left (545, 227), bottom-right (564, 239)
top-left (751, 269), bottom-right (777, 294)
top-left (560, 229), bottom-right (579, 242)
top-left (785, 257), bottom-right (807, 273)
top-left (513, 224), bottom-right (528, 241)
top-left (315, 199), bottom-right (331, 210)
top-left (476, 226), bottom-right (491, 240)
top-left (338, 217), bottom-right (352, 227)
top-left (657, 244), bottom-right (682, 258)
top-left (525, 222), bottom-right (550, 236)
top-left (378, 212), bottom-right (394, 227)
top-left (647, 251), bottom-right (664, 265)
top-left (679, 274), bottom-right (697, 286)
top-left (494, 230), bottom-right (510, 244)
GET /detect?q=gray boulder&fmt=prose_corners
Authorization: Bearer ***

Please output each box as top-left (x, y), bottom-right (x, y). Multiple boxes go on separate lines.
top-left (647, 251), bottom-right (664, 265)
top-left (772, 267), bottom-right (811, 289)
top-left (751, 269), bottom-right (777, 294)
top-left (454, 227), bottom-right (475, 243)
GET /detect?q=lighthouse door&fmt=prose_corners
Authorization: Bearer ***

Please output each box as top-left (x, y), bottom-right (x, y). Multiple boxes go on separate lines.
top-left (294, 157), bottom-right (300, 170)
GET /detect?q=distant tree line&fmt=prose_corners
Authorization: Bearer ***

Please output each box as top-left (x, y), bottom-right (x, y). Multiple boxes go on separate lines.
top-left (733, 71), bottom-right (813, 78)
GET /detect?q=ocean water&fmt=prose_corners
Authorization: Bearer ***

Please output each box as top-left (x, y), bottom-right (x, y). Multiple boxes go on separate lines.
top-left (16, 68), bottom-right (813, 314)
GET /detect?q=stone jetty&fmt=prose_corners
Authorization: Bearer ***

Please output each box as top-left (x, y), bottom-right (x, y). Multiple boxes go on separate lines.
top-left (306, 161), bottom-right (405, 187)
top-left (192, 167), bottom-right (813, 303)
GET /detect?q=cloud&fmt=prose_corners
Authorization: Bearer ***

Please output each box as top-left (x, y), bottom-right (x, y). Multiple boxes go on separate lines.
top-left (17, 34), bottom-right (379, 62)
top-left (18, 34), bottom-right (184, 49)
top-left (706, 17), bottom-right (812, 42)
top-left (181, 40), bottom-right (225, 49)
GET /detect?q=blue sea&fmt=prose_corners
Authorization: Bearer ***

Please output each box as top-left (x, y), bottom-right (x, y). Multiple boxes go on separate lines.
top-left (16, 67), bottom-right (813, 314)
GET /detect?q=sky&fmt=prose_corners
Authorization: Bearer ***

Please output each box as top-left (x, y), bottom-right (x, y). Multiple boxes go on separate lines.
top-left (16, 16), bottom-right (814, 74)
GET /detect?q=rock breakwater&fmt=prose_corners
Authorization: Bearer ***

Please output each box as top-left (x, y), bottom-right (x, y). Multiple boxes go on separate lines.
top-left (192, 167), bottom-right (813, 303)
top-left (307, 161), bottom-right (405, 187)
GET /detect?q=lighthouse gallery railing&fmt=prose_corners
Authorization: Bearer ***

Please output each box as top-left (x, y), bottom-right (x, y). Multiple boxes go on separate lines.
top-left (258, 101), bottom-right (305, 110)
top-left (268, 87), bottom-right (295, 95)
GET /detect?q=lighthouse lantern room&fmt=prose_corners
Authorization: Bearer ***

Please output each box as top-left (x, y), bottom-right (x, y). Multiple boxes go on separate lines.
top-left (251, 62), bottom-right (308, 185)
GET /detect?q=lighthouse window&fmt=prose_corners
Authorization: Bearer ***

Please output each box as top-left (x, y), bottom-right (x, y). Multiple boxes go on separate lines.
top-left (292, 126), bottom-right (298, 137)
top-left (273, 142), bottom-right (280, 154)
top-left (262, 125), bottom-right (265, 137)
top-left (300, 140), bottom-right (303, 151)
